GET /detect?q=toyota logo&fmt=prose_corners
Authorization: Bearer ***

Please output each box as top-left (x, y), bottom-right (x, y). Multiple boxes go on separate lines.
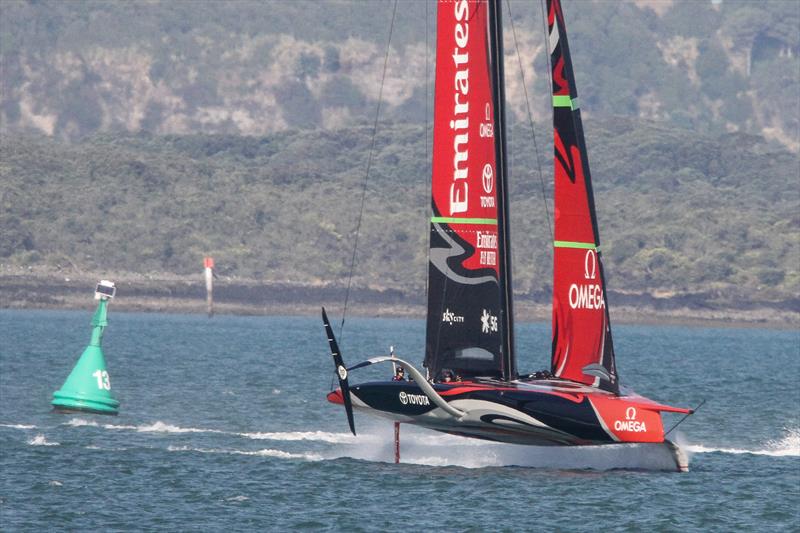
top-left (482, 164), bottom-right (494, 193)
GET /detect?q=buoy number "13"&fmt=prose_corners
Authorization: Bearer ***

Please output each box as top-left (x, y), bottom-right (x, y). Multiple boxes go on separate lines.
top-left (92, 370), bottom-right (111, 390)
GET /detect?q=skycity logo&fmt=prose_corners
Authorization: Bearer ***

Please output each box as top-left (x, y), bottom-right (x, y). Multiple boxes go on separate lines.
top-left (442, 308), bottom-right (465, 325)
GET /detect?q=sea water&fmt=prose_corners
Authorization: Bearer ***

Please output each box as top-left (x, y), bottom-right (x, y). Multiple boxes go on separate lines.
top-left (1, 309), bottom-right (797, 531)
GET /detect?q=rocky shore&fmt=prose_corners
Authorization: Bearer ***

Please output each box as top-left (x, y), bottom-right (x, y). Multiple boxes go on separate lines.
top-left (1, 272), bottom-right (797, 330)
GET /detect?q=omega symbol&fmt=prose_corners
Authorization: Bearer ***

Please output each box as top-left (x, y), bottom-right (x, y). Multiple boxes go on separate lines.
top-left (584, 249), bottom-right (597, 280)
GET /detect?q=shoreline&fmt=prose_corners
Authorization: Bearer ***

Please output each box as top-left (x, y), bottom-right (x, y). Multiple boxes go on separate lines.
top-left (2, 274), bottom-right (797, 330)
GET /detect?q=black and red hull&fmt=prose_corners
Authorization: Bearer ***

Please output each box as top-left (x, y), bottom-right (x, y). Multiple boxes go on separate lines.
top-left (328, 378), bottom-right (689, 448)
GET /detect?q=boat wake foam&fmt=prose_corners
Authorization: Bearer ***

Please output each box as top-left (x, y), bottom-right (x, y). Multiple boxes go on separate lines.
top-left (62, 416), bottom-right (800, 468)
top-left (239, 430), bottom-right (362, 444)
top-left (27, 434), bottom-right (59, 446)
top-left (0, 423), bottom-right (36, 430)
top-left (683, 428), bottom-right (800, 458)
top-left (64, 418), bottom-right (360, 444)
top-left (65, 417), bottom-right (226, 434)
top-left (166, 444), bottom-right (322, 461)
top-left (323, 425), bottom-right (683, 471)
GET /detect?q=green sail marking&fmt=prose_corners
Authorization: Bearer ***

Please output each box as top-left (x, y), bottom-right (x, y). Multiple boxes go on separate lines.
top-left (553, 240), bottom-right (597, 250)
top-left (552, 95), bottom-right (579, 110)
top-left (431, 216), bottom-right (498, 225)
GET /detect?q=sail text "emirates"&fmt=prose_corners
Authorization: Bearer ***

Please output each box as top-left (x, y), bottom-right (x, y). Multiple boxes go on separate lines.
top-left (450, 0), bottom-right (470, 215)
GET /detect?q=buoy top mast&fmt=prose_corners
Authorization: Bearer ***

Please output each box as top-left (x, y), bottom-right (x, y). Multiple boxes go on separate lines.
top-left (95, 280), bottom-right (116, 301)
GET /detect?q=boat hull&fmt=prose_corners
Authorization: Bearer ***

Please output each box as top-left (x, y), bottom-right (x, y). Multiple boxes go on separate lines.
top-left (328, 378), bottom-right (688, 448)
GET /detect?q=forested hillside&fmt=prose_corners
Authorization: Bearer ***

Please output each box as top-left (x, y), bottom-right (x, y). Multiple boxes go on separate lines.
top-left (1, 0), bottom-right (798, 150)
top-left (1, 119), bottom-right (797, 310)
top-left (1, 0), bottom-right (798, 318)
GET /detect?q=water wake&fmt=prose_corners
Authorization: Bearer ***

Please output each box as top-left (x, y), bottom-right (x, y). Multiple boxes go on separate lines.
top-left (27, 434), bottom-right (59, 446)
top-left (166, 444), bottom-right (322, 461)
top-left (66, 417), bottom-right (226, 434)
top-left (65, 417), bottom-right (363, 444)
top-left (324, 425), bottom-right (683, 471)
top-left (239, 430), bottom-right (362, 444)
top-left (684, 428), bottom-right (800, 458)
top-left (0, 423), bottom-right (36, 430)
top-left (65, 417), bottom-right (799, 468)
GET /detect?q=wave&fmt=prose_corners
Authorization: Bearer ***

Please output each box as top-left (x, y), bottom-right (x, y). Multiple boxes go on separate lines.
top-left (685, 428), bottom-right (800, 458)
top-left (0, 423), bottom-right (36, 430)
top-left (66, 418), bottom-right (101, 427)
top-left (65, 418), bottom-right (357, 444)
top-left (28, 434), bottom-right (59, 446)
top-left (239, 430), bottom-right (360, 444)
top-left (65, 418), bottom-right (225, 434)
top-left (135, 421), bottom-right (226, 434)
top-left (166, 444), bottom-right (322, 461)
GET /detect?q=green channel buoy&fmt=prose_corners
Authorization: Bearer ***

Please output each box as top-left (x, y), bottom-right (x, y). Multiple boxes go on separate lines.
top-left (52, 281), bottom-right (120, 415)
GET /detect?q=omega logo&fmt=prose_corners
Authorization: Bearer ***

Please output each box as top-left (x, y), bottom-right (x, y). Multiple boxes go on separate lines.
top-left (584, 249), bottom-right (597, 280)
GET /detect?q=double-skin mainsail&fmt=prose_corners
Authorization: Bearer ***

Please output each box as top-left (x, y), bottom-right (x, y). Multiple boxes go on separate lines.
top-left (424, 0), bottom-right (513, 382)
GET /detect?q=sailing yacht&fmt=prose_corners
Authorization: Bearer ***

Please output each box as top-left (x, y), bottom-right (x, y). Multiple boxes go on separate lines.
top-left (323, 0), bottom-right (693, 471)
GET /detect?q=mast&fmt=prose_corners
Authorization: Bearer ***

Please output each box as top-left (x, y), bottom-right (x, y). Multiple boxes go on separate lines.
top-left (487, 0), bottom-right (515, 380)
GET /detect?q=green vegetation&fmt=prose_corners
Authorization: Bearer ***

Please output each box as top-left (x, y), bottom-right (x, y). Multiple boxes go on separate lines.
top-left (0, 0), bottom-right (797, 313)
top-left (1, 119), bottom-right (797, 310)
top-left (0, 1), bottom-right (797, 150)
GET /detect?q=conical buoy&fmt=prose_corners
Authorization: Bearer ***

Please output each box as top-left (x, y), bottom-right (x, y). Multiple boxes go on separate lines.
top-left (52, 280), bottom-right (120, 415)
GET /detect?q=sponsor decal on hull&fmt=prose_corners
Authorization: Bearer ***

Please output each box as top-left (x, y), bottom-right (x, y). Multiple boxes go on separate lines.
top-left (613, 407), bottom-right (646, 433)
top-left (399, 391), bottom-right (431, 406)
top-left (589, 396), bottom-right (664, 443)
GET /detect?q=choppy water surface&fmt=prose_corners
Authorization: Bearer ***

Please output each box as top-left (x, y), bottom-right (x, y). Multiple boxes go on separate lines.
top-left (1, 310), bottom-right (798, 530)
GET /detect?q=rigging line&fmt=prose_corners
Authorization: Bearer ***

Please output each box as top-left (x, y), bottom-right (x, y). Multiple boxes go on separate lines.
top-left (339, 0), bottom-right (399, 341)
top-left (539, 0), bottom-right (554, 107)
top-left (424, 0), bottom-right (430, 298)
top-left (664, 399), bottom-right (706, 438)
top-left (506, 0), bottom-right (552, 241)
top-left (422, 0), bottom-right (432, 379)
